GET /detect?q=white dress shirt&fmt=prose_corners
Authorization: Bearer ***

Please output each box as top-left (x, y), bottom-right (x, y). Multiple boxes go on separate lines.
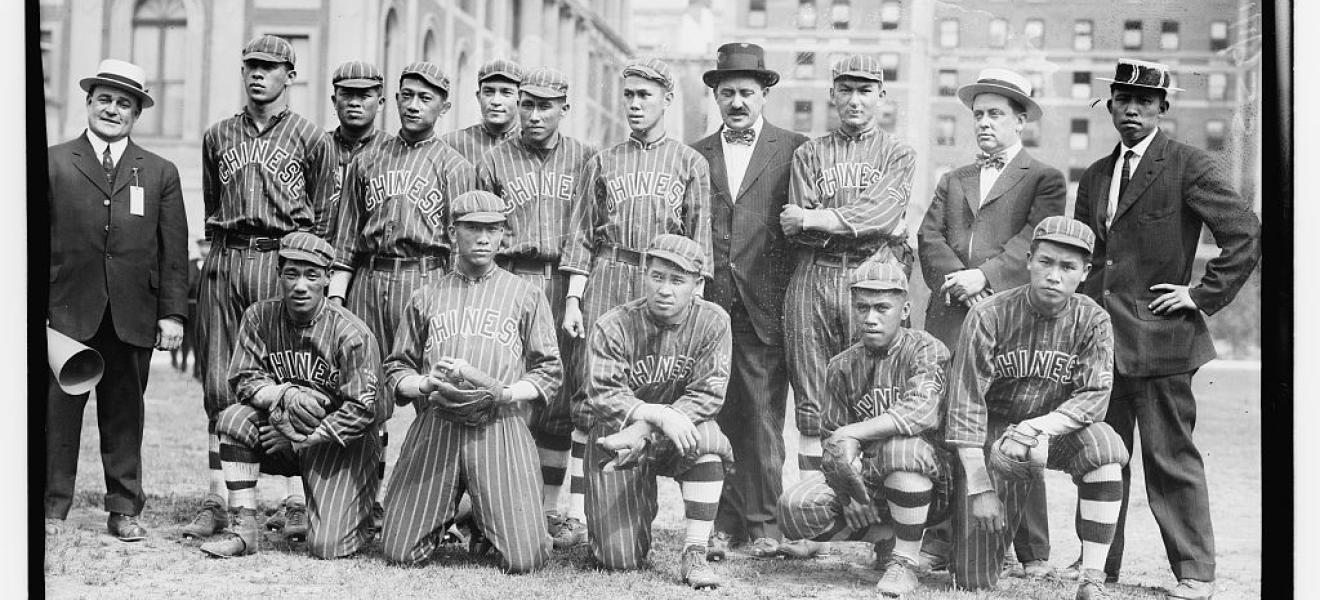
top-left (1105, 128), bottom-right (1159, 230)
top-left (977, 142), bottom-right (1022, 206)
top-left (86, 130), bottom-right (129, 168)
top-left (719, 116), bottom-right (764, 202)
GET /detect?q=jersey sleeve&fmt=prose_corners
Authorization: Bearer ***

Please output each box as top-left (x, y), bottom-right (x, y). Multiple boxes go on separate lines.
top-left (475, 153), bottom-right (498, 194)
top-left (303, 132), bottom-right (333, 234)
top-left (332, 157), bottom-right (366, 269)
top-left (311, 145), bottom-right (343, 239)
top-left (819, 356), bottom-right (852, 435)
top-left (561, 153), bottom-right (603, 275)
top-left (201, 130), bottom-right (220, 227)
top-left (585, 317), bottom-right (645, 431)
top-left (227, 307), bottom-right (274, 404)
top-left (518, 286), bottom-right (562, 405)
top-left (683, 153), bottom-right (714, 280)
top-left (1051, 309), bottom-right (1115, 425)
top-left (944, 307), bottom-right (997, 448)
top-left (831, 141), bottom-right (914, 240)
top-left (668, 313), bottom-right (731, 424)
top-left (886, 335), bottom-right (950, 437)
top-left (382, 294), bottom-right (428, 396)
top-left (317, 325), bottom-right (381, 447)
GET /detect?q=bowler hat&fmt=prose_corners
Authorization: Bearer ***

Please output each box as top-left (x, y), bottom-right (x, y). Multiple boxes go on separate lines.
top-left (702, 43), bottom-right (780, 88)
top-left (79, 59), bottom-right (154, 109)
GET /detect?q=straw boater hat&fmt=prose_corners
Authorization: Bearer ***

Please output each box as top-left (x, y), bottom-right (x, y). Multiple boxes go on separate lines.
top-left (79, 59), bottom-right (154, 109)
top-left (956, 68), bottom-right (1041, 122)
top-left (702, 43), bottom-right (780, 88)
top-left (1096, 58), bottom-right (1184, 93)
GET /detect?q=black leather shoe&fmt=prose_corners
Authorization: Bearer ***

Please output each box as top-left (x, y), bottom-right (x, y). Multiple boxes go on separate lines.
top-left (108, 513), bottom-right (147, 542)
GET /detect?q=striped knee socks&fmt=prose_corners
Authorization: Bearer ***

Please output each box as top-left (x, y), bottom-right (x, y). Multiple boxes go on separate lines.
top-left (678, 455), bottom-right (724, 547)
top-left (1077, 463), bottom-right (1123, 572)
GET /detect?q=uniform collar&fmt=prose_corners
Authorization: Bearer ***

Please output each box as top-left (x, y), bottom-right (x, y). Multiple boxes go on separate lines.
top-left (863, 328), bottom-right (906, 358)
top-left (332, 127), bottom-right (378, 151)
top-left (518, 131), bottom-right (562, 153)
top-left (832, 123), bottom-right (881, 142)
top-left (397, 131), bottom-right (439, 148)
top-left (238, 106), bottom-right (291, 133)
top-left (285, 298), bottom-right (328, 329)
top-left (481, 122), bottom-right (520, 141)
top-left (627, 134), bottom-right (669, 151)
top-left (645, 301), bottom-right (695, 329)
top-left (453, 263), bottom-right (501, 283)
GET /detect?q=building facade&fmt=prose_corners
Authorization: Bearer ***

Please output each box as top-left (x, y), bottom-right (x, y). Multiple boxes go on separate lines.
top-left (40, 0), bottom-right (634, 243)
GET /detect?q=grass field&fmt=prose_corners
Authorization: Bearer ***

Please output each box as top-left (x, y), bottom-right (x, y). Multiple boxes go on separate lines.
top-left (43, 359), bottom-right (1260, 599)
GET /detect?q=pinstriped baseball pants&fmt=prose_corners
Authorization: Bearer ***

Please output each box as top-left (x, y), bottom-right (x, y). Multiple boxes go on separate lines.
top-left (570, 258), bottom-right (648, 430)
top-left (198, 246), bottom-right (281, 421)
top-left (504, 266), bottom-right (577, 439)
top-left (950, 420), bottom-right (1129, 590)
top-left (214, 404), bottom-right (380, 559)
top-left (783, 259), bottom-right (858, 438)
top-left (382, 409), bottom-right (550, 573)
top-left (347, 265), bottom-right (445, 422)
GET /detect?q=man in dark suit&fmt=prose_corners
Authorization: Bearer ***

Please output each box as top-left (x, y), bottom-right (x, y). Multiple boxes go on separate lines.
top-left (1073, 59), bottom-right (1260, 600)
top-left (916, 68), bottom-right (1065, 577)
top-left (46, 59), bottom-right (189, 541)
top-left (692, 43), bottom-right (807, 559)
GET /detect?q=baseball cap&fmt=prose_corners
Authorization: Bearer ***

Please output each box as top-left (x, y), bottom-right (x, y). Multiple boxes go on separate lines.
top-left (646, 234), bottom-right (703, 275)
top-left (831, 55), bottom-right (885, 84)
top-left (478, 59), bottom-right (524, 84)
top-left (400, 62), bottom-right (451, 94)
top-left (521, 67), bottom-right (569, 99)
top-left (452, 190), bottom-right (507, 224)
top-left (1032, 216), bottom-right (1096, 254)
top-left (333, 61), bottom-right (383, 89)
top-left (242, 35), bottom-right (296, 67)
top-left (278, 232), bottom-right (335, 268)
top-left (622, 58), bottom-right (675, 91)
top-left (850, 261), bottom-right (908, 293)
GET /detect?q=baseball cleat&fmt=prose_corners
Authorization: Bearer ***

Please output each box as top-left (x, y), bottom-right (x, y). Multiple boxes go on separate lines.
top-left (1057, 558), bottom-right (1118, 583)
top-left (875, 555), bottom-right (921, 597)
top-left (545, 511), bottom-right (565, 537)
top-left (744, 537), bottom-right (780, 558)
top-left (914, 549), bottom-right (948, 574)
top-left (1002, 554), bottom-right (1026, 578)
top-left (182, 496), bottom-right (226, 539)
top-left (777, 539), bottom-right (826, 559)
top-left (681, 545), bottom-right (722, 589)
top-left (1166, 578), bottom-right (1215, 600)
top-left (1022, 559), bottom-right (1054, 579)
top-left (108, 513), bottom-right (147, 542)
top-left (707, 530), bottom-right (732, 561)
top-left (1075, 569), bottom-right (1115, 600)
top-left (45, 517), bottom-right (67, 536)
top-left (282, 500), bottom-right (309, 542)
top-left (551, 517), bottom-right (587, 549)
top-left (200, 509), bottom-right (260, 558)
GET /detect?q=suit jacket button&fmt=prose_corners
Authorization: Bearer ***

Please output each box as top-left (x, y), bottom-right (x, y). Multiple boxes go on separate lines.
top-left (1105, 259), bottom-right (1113, 266)
top-left (723, 234), bottom-right (730, 240)
top-left (103, 200), bottom-right (110, 206)
top-left (104, 225), bottom-right (109, 231)
top-left (1103, 290), bottom-right (1111, 295)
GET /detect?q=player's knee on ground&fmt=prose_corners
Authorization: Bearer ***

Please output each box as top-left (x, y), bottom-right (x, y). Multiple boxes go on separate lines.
top-left (1051, 422), bottom-right (1130, 480)
top-left (306, 522), bottom-right (364, 560)
top-left (214, 403), bottom-right (262, 448)
top-left (594, 542), bottom-right (647, 571)
top-left (381, 527), bottom-right (432, 565)
top-left (776, 475), bottom-right (835, 541)
top-left (500, 543), bottom-right (549, 574)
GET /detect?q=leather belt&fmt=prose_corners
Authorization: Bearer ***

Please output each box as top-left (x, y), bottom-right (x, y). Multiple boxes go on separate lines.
top-left (214, 231), bottom-right (282, 252)
top-left (811, 251), bottom-right (863, 269)
top-left (601, 244), bottom-right (645, 267)
top-left (366, 254), bottom-right (447, 272)
top-left (497, 255), bottom-right (557, 276)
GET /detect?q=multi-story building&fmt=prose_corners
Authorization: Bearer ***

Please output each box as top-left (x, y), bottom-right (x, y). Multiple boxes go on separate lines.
top-left (40, 0), bottom-right (633, 243)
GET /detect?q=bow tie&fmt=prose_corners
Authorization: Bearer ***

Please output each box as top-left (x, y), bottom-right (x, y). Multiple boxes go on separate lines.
top-left (723, 128), bottom-right (755, 146)
top-left (975, 152), bottom-right (1007, 170)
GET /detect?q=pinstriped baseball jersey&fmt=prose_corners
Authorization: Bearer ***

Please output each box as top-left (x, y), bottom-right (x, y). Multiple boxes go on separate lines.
top-left (944, 285), bottom-right (1114, 449)
top-left (313, 128), bottom-right (394, 239)
top-left (440, 123), bottom-right (521, 166)
top-left (383, 267), bottom-right (561, 404)
top-left (585, 297), bottom-right (731, 431)
top-left (788, 128), bottom-right (915, 258)
top-left (202, 108), bottom-right (330, 235)
top-left (821, 328), bottom-right (949, 438)
top-left (227, 298), bottom-right (380, 447)
top-left (560, 137), bottom-right (714, 279)
top-left (332, 135), bottom-right (474, 266)
top-left (476, 135), bottom-right (597, 261)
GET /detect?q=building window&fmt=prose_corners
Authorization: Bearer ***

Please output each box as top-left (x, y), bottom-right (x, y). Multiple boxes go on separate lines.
top-left (880, 0), bottom-right (901, 30)
top-left (831, 0), bottom-right (850, 30)
top-left (748, 0), bottom-right (767, 28)
top-left (1162, 119), bottom-right (1177, 138)
top-left (1210, 20), bottom-right (1229, 51)
top-left (1206, 119), bottom-right (1226, 151)
top-left (422, 27), bottom-right (439, 63)
top-left (1208, 72), bottom-right (1228, 100)
top-left (879, 53), bottom-right (900, 81)
top-left (880, 102), bottom-right (897, 131)
top-left (1024, 19), bottom-right (1044, 48)
top-left (797, 0), bottom-right (817, 29)
top-left (794, 100), bottom-right (814, 132)
top-left (938, 69), bottom-right (957, 96)
top-left (937, 116), bottom-right (956, 146)
top-left (1123, 20), bottom-right (1142, 50)
top-left (988, 18), bottom-right (1007, 48)
top-left (1072, 72), bottom-right (1091, 100)
top-left (939, 19), bottom-right (959, 48)
top-left (1027, 71), bottom-right (1045, 97)
top-left (1070, 118), bottom-right (1089, 151)
top-left (130, 0), bottom-right (189, 137)
top-left (795, 52), bottom-right (815, 79)
top-left (1161, 20), bottom-right (1179, 50)
top-left (1074, 20), bottom-right (1093, 51)
top-left (1022, 122), bottom-right (1040, 147)
top-left (41, 25), bottom-right (55, 96)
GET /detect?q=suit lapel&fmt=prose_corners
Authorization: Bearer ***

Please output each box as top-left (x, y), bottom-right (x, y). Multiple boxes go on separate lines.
top-left (980, 151), bottom-right (1031, 210)
top-left (1090, 149), bottom-right (1117, 237)
top-left (960, 167), bottom-right (981, 216)
top-left (734, 125), bottom-right (780, 201)
top-left (70, 134), bottom-right (112, 197)
top-left (111, 140), bottom-right (145, 197)
top-left (1112, 132), bottom-right (1169, 225)
top-left (697, 134), bottom-right (732, 206)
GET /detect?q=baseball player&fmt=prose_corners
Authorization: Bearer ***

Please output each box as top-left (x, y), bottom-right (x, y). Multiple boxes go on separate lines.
top-left (944, 216), bottom-right (1128, 600)
top-left (559, 58), bottom-right (713, 547)
top-left (780, 55), bottom-right (915, 485)
top-left (581, 234), bottom-right (732, 589)
top-left (380, 191), bottom-right (561, 573)
top-left (312, 60), bottom-right (393, 240)
top-left (199, 232), bottom-right (380, 559)
top-left (474, 66), bottom-right (596, 543)
top-left (776, 261), bottom-right (950, 597)
top-left (186, 34), bottom-right (332, 541)
top-left (440, 59), bottom-right (523, 165)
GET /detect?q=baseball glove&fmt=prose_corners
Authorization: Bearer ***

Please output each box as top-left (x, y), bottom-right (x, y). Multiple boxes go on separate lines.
top-left (268, 404), bottom-right (306, 444)
top-left (283, 387), bottom-right (330, 435)
top-left (430, 379), bottom-right (502, 427)
top-left (987, 425), bottom-right (1045, 480)
top-left (821, 435), bottom-right (869, 506)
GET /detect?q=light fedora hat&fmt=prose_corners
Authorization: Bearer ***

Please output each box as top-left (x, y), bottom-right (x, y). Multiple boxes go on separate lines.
top-left (956, 68), bottom-right (1041, 122)
top-left (1096, 57), bottom-right (1185, 92)
top-left (79, 59), bottom-right (154, 108)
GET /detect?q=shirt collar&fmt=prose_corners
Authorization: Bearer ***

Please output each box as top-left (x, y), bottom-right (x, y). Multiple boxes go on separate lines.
top-left (482, 122), bottom-right (520, 141)
top-left (518, 131), bottom-right (562, 153)
top-left (627, 135), bottom-right (668, 151)
top-left (721, 116), bottom-right (764, 141)
top-left (453, 264), bottom-right (501, 284)
top-left (645, 302), bottom-right (694, 329)
top-left (85, 130), bottom-right (128, 162)
top-left (285, 298), bottom-right (328, 329)
top-left (1121, 127), bottom-right (1159, 158)
top-left (397, 131), bottom-right (439, 148)
top-left (833, 124), bottom-right (880, 142)
top-left (332, 127), bottom-right (378, 151)
top-left (238, 106), bottom-right (291, 134)
top-left (864, 328), bottom-right (907, 358)
top-left (981, 142), bottom-right (1022, 169)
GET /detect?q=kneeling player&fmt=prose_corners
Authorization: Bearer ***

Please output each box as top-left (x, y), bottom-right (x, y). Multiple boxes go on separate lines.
top-left (945, 216), bottom-right (1127, 599)
top-left (776, 261), bottom-right (951, 596)
top-left (581, 234), bottom-right (732, 589)
top-left (380, 191), bottom-right (561, 574)
top-left (201, 232), bottom-right (381, 559)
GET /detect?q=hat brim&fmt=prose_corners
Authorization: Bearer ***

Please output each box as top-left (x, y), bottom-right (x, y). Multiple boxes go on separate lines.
top-left (455, 212), bottom-right (507, 224)
top-left (957, 83), bottom-right (1042, 122)
top-left (277, 249), bottom-right (332, 268)
top-left (520, 85), bottom-right (567, 99)
top-left (243, 51), bottom-right (294, 66)
top-left (833, 70), bottom-right (884, 83)
top-left (646, 250), bottom-right (701, 274)
top-left (401, 73), bottom-right (450, 93)
top-left (79, 77), bottom-right (155, 108)
top-left (1096, 78), bottom-right (1185, 92)
top-left (1034, 234), bottom-right (1093, 254)
top-left (479, 71), bottom-right (523, 85)
top-left (334, 78), bottom-right (383, 89)
top-left (702, 69), bottom-right (780, 89)
top-left (850, 281), bottom-right (908, 292)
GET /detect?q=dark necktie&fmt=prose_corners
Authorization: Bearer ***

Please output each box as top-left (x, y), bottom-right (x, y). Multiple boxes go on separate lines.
top-left (974, 152), bottom-right (1006, 170)
top-left (1102, 149), bottom-right (1136, 230)
top-left (722, 128), bottom-right (755, 146)
top-left (101, 146), bottom-right (115, 183)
